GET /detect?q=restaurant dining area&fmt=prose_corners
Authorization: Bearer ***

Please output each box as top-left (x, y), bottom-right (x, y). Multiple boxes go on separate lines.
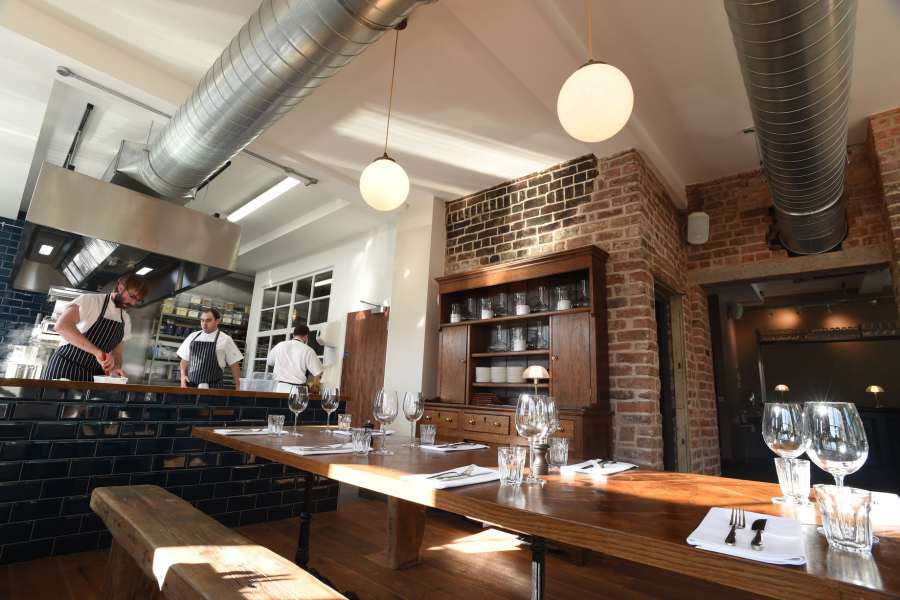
top-left (1, 0), bottom-right (900, 599)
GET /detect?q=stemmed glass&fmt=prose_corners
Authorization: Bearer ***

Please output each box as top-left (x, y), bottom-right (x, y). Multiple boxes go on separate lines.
top-left (402, 391), bottom-right (425, 447)
top-left (805, 402), bottom-right (868, 487)
top-left (321, 387), bottom-right (339, 433)
top-left (515, 394), bottom-right (549, 484)
top-left (287, 385), bottom-right (309, 437)
top-left (373, 389), bottom-right (399, 455)
top-left (762, 402), bottom-right (809, 503)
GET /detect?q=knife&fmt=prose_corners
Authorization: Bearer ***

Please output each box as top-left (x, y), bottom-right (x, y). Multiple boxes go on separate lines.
top-left (750, 518), bottom-right (767, 550)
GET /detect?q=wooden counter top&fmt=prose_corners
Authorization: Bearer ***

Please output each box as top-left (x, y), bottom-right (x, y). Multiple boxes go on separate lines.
top-left (0, 377), bottom-right (291, 399)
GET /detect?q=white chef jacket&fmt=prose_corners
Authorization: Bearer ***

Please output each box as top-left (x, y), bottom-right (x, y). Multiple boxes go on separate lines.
top-left (59, 293), bottom-right (132, 347)
top-left (176, 330), bottom-right (244, 368)
top-left (266, 339), bottom-right (323, 386)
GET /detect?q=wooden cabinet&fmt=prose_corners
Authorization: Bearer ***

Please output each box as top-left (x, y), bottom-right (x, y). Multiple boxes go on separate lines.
top-left (430, 245), bottom-right (610, 459)
top-left (437, 327), bottom-right (468, 404)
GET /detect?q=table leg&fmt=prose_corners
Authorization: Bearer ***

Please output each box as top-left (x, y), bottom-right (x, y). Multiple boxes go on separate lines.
top-left (295, 471), bottom-right (315, 567)
top-left (531, 536), bottom-right (546, 600)
top-left (387, 497), bottom-right (426, 569)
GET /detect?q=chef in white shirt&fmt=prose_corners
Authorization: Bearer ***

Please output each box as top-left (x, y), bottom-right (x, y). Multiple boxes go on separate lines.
top-left (267, 324), bottom-right (323, 393)
top-left (177, 307), bottom-right (244, 389)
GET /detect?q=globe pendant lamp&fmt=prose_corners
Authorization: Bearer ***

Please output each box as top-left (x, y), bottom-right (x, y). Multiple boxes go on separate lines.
top-left (557, 1), bottom-right (633, 143)
top-left (360, 26), bottom-right (409, 211)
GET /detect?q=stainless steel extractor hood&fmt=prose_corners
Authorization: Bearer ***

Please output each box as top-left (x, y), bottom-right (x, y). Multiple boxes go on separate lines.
top-left (13, 163), bottom-right (240, 304)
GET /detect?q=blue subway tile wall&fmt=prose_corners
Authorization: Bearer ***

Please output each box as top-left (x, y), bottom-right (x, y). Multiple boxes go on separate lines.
top-left (0, 385), bottom-right (341, 563)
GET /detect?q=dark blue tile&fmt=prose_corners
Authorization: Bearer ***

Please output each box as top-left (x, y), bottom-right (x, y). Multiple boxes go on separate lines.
top-left (98, 531), bottom-right (111, 548)
top-left (70, 458), bottom-right (113, 477)
top-left (173, 438), bottom-right (205, 452)
top-left (113, 456), bottom-right (152, 473)
top-left (119, 423), bottom-right (157, 438)
top-left (104, 406), bottom-right (143, 420)
top-left (135, 438), bottom-right (172, 454)
top-left (163, 393), bottom-right (197, 405)
top-left (200, 467), bottom-right (230, 483)
top-left (50, 441), bottom-right (96, 459)
top-left (231, 465), bottom-right (260, 481)
top-left (11, 498), bottom-right (61, 521)
top-left (85, 391), bottom-right (123, 403)
top-left (186, 453), bottom-right (218, 468)
top-left (259, 463), bottom-right (284, 478)
top-left (130, 472), bottom-right (167, 486)
top-left (32, 515), bottom-right (81, 538)
top-left (272, 477), bottom-right (297, 491)
top-left (0, 423), bottom-right (32, 440)
top-left (196, 498), bottom-right (227, 514)
top-left (181, 484), bottom-right (214, 501)
top-left (283, 489), bottom-right (305, 504)
top-left (80, 513), bottom-right (105, 532)
top-left (314, 497), bottom-right (338, 512)
top-left (125, 391), bottom-right (159, 404)
top-left (152, 455), bottom-right (186, 470)
top-left (209, 407), bottom-right (237, 421)
top-left (267, 505), bottom-right (292, 521)
top-left (53, 532), bottom-right (100, 555)
top-left (214, 481), bottom-right (243, 498)
top-left (33, 423), bottom-right (77, 440)
top-left (41, 387), bottom-right (65, 401)
top-left (0, 503), bottom-right (10, 522)
top-left (41, 478), bottom-right (88, 498)
top-left (0, 387), bottom-right (40, 400)
top-left (0, 539), bottom-right (53, 563)
top-left (96, 439), bottom-right (136, 456)
top-left (88, 474), bottom-right (131, 490)
top-left (21, 460), bottom-right (69, 480)
top-left (255, 491), bottom-right (282, 508)
top-left (220, 452), bottom-right (245, 466)
top-left (254, 398), bottom-right (283, 408)
top-left (198, 396), bottom-right (228, 407)
top-left (59, 404), bottom-right (104, 420)
top-left (243, 479), bottom-right (271, 494)
top-left (0, 481), bottom-right (41, 502)
top-left (167, 470), bottom-right (201, 486)
top-left (239, 508), bottom-right (268, 525)
top-left (61, 495), bottom-right (90, 515)
top-left (178, 407), bottom-right (210, 421)
top-left (0, 521), bottom-right (31, 544)
top-left (0, 462), bottom-right (20, 482)
top-left (78, 422), bottom-right (120, 439)
top-left (159, 423), bottom-right (192, 437)
top-left (0, 441), bottom-right (50, 461)
top-left (214, 512), bottom-right (240, 527)
top-left (144, 406), bottom-right (178, 421)
top-left (227, 496), bottom-right (254, 511)
top-left (239, 407), bottom-right (267, 421)
top-left (12, 402), bottom-right (58, 420)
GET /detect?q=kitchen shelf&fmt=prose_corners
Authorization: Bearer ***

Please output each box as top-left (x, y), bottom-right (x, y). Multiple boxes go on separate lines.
top-left (472, 382), bottom-right (549, 389)
top-left (471, 350), bottom-right (549, 358)
top-left (439, 306), bottom-right (590, 329)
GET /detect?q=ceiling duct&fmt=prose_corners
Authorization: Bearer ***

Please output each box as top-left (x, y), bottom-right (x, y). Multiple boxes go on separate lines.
top-left (724, 0), bottom-right (857, 255)
top-left (116, 0), bottom-right (432, 200)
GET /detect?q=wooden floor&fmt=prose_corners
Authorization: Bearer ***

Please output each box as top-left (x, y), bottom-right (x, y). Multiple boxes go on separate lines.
top-left (0, 489), bottom-right (763, 600)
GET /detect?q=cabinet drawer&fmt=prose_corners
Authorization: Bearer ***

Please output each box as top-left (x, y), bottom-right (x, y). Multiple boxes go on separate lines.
top-left (552, 418), bottom-right (575, 439)
top-left (423, 409), bottom-right (460, 432)
top-left (462, 413), bottom-right (509, 435)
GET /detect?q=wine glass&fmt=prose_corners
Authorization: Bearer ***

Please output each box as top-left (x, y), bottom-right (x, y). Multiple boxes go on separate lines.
top-left (762, 402), bottom-right (809, 504)
top-left (321, 387), bottom-right (339, 433)
top-left (402, 391), bottom-right (425, 447)
top-left (805, 402), bottom-right (868, 487)
top-left (373, 389), bottom-right (399, 455)
top-left (515, 394), bottom-right (548, 484)
top-left (287, 385), bottom-right (309, 437)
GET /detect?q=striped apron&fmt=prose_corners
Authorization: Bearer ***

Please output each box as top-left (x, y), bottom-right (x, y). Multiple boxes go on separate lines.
top-left (43, 294), bottom-right (124, 382)
top-left (186, 329), bottom-right (224, 388)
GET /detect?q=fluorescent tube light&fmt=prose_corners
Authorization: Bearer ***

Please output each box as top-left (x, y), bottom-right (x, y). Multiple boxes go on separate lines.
top-left (38, 244), bottom-right (54, 255)
top-left (227, 176), bottom-right (300, 222)
top-left (136, 267), bottom-right (153, 276)
top-left (314, 278), bottom-right (332, 287)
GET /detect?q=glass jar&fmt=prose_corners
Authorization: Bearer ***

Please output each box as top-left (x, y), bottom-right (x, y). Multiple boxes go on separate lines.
top-left (515, 292), bottom-right (530, 315)
top-left (480, 297), bottom-right (494, 320)
top-left (493, 292), bottom-right (509, 317)
top-left (450, 303), bottom-right (462, 323)
top-left (464, 297), bottom-right (477, 320)
top-left (511, 326), bottom-right (527, 352)
top-left (575, 279), bottom-right (590, 307)
top-left (489, 325), bottom-right (509, 352)
top-left (555, 286), bottom-right (572, 311)
top-left (534, 286), bottom-right (549, 312)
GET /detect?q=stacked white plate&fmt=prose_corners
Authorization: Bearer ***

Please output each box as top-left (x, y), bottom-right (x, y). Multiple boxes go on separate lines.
top-left (475, 367), bottom-right (491, 383)
top-left (506, 366), bottom-right (525, 383)
top-left (490, 366), bottom-right (507, 383)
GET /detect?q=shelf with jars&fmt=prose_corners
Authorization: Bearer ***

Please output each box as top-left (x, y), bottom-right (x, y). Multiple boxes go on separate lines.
top-left (430, 245), bottom-right (610, 459)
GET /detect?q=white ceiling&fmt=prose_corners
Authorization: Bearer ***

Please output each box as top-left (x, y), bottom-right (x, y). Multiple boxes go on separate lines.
top-left (2, 0), bottom-right (900, 274)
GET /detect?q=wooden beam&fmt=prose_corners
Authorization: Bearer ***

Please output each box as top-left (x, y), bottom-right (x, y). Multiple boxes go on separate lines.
top-left (387, 497), bottom-right (426, 569)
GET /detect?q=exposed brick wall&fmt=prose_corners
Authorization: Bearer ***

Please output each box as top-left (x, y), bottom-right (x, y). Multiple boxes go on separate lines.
top-left (868, 107), bottom-right (900, 319)
top-left (445, 152), bottom-right (720, 474)
top-left (684, 143), bottom-right (890, 271)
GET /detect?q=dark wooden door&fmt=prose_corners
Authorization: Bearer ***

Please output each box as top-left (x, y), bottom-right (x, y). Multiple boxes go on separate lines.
top-left (550, 312), bottom-right (592, 408)
top-left (340, 309), bottom-right (389, 426)
top-left (437, 327), bottom-right (468, 404)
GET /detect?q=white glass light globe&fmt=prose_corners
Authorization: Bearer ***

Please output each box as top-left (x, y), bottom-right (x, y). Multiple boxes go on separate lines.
top-left (359, 156), bottom-right (410, 211)
top-left (557, 62), bottom-right (634, 143)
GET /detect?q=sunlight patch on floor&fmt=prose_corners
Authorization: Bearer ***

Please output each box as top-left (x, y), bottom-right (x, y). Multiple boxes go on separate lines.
top-left (425, 528), bottom-right (524, 555)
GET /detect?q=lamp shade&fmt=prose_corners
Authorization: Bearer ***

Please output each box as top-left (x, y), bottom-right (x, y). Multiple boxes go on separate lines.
top-left (359, 156), bottom-right (409, 211)
top-left (522, 365), bottom-right (550, 380)
top-left (557, 61), bottom-right (633, 143)
top-left (865, 385), bottom-right (884, 394)
top-left (774, 384), bottom-right (790, 393)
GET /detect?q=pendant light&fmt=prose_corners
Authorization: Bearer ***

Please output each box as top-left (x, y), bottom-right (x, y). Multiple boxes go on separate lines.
top-left (360, 25), bottom-right (410, 211)
top-left (557, 1), bottom-right (634, 143)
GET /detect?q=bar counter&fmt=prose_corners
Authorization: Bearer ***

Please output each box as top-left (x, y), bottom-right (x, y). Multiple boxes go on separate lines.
top-left (0, 377), bottom-right (341, 564)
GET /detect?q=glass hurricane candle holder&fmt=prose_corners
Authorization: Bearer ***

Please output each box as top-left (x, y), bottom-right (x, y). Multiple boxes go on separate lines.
top-left (515, 292), bottom-right (530, 315)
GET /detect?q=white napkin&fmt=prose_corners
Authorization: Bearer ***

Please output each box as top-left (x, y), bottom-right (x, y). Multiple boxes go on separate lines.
top-left (331, 429), bottom-right (393, 437)
top-left (402, 465), bottom-right (499, 489)
top-left (213, 427), bottom-right (268, 436)
top-left (419, 442), bottom-right (489, 452)
top-left (872, 492), bottom-right (900, 529)
top-left (283, 443), bottom-right (355, 456)
top-left (560, 459), bottom-right (637, 476)
top-left (687, 507), bottom-right (806, 565)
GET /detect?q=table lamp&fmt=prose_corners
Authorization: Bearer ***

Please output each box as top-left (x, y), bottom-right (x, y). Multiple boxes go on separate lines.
top-left (865, 385), bottom-right (884, 408)
top-left (774, 384), bottom-right (790, 402)
top-left (522, 365), bottom-right (550, 396)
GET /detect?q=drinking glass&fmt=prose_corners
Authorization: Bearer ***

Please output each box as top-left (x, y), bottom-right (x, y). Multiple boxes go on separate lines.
top-left (450, 303), bottom-right (462, 323)
top-left (575, 279), bottom-right (590, 307)
top-left (762, 402), bottom-right (809, 504)
top-left (514, 292), bottom-right (530, 315)
top-left (373, 389), bottom-right (399, 455)
top-left (321, 387), bottom-right (339, 432)
top-left (287, 385), bottom-right (309, 436)
top-left (480, 297), bottom-right (494, 320)
top-left (337, 414), bottom-right (352, 433)
top-left (420, 423), bottom-right (437, 446)
top-left (515, 394), bottom-right (549, 484)
top-left (498, 446), bottom-right (526, 485)
top-left (805, 402), bottom-right (868, 487)
top-left (775, 457), bottom-right (811, 505)
top-left (350, 427), bottom-right (371, 454)
top-left (555, 286), bottom-right (572, 310)
top-left (534, 286), bottom-right (549, 311)
top-left (493, 292), bottom-right (509, 317)
top-left (402, 391), bottom-right (425, 447)
top-left (267, 414), bottom-right (285, 435)
top-left (815, 485), bottom-right (873, 553)
top-left (548, 437), bottom-right (569, 470)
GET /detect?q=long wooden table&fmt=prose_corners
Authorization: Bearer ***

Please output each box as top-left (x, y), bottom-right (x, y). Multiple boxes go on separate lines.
top-left (194, 427), bottom-right (900, 600)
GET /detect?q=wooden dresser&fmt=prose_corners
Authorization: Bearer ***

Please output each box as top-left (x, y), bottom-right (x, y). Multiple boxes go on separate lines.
top-left (427, 245), bottom-right (610, 459)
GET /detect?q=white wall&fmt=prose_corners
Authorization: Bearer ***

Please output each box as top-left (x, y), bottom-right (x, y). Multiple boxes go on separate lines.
top-left (245, 225), bottom-right (397, 383)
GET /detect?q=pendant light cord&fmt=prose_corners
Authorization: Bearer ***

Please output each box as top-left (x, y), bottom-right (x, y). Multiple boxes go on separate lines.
top-left (586, 0), bottom-right (593, 61)
top-left (384, 29), bottom-right (400, 156)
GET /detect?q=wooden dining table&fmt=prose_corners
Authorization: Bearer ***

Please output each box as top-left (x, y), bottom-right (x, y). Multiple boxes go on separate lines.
top-left (193, 426), bottom-right (900, 600)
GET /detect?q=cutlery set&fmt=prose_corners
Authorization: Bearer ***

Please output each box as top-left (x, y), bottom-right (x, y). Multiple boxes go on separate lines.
top-left (725, 508), bottom-right (766, 550)
top-left (426, 465), bottom-right (476, 481)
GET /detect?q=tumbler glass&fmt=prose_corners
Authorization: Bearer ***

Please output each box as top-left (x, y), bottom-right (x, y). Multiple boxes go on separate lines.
top-left (498, 446), bottom-right (526, 485)
top-left (350, 428), bottom-right (371, 455)
top-left (267, 414), bottom-right (285, 435)
top-left (815, 484), bottom-right (873, 553)
top-left (420, 423), bottom-right (437, 446)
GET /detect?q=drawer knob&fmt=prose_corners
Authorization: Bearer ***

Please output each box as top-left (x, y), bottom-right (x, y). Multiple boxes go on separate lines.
top-left (423, 415), bottom-right (432, 421)
top-left (552, 355), bottom-right (559, 361)
top-left (467, 419), bottom-right (476, 425)
top-left (492, 421), bottom-right (502, 427)
top-left (443, 417), bottom-right (453, 423)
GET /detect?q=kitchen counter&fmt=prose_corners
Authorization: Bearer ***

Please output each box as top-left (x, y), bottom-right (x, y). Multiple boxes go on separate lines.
top-left (0, 377), bottom-right (291, 399)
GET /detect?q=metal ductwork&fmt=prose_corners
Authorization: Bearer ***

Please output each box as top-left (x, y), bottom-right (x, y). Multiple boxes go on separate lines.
top-left (725, 0), bottom-right (857, 255)
top-left (118, 0), bottom-right (431, 200)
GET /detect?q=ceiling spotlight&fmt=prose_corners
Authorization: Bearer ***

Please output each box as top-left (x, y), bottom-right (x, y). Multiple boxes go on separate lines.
top-left (135, 267), bottom-right (153, 276)
top-left (38, 244), bottom-right (54, 256)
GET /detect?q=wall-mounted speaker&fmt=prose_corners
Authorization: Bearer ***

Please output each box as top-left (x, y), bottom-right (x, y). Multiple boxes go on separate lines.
top-left (686, 211), bottom-right (710, 245)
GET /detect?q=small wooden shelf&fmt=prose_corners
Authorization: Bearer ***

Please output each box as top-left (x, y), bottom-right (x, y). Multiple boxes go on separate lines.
top-left (471, 350), bottom-right (549, 358)
top-left (472, 382), bottom-right (549, 389)
top-left (439, 306), bottom-right (590, 328)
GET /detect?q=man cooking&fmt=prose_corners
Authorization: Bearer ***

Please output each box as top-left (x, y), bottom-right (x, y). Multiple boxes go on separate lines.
top-left (43, 274), bottom-right (148, 381)
top-left (267, 324), bottom-right (323, 393)
top-left (177, 307), bottom-right (243, 389)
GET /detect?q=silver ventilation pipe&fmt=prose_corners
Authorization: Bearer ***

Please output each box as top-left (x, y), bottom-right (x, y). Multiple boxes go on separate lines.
top-left (724, 0), bottom-right (857, 255)
top-left (119, 0), bottom-right (431, 200)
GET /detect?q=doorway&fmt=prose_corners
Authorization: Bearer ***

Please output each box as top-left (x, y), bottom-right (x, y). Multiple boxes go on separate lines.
top-left (655, 292), bottom-right (678, 471)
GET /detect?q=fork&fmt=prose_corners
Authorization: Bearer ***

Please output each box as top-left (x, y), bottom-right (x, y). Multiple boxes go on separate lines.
top-left (427, 465), bottom-right (476, 480)
top-left (724, 508), bottom-right (745, 546)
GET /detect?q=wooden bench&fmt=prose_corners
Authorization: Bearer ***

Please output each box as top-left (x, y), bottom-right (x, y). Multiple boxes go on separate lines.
top-left (90, 485), bottom-right (345, 600)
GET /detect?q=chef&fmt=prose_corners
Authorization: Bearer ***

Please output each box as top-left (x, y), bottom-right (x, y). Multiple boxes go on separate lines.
top-left (267, 324), bottom-right (323, 393)
top-left (43, 274), bottom-right (148, 381)
top-left (177, 307), bottom-right (244, 389)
